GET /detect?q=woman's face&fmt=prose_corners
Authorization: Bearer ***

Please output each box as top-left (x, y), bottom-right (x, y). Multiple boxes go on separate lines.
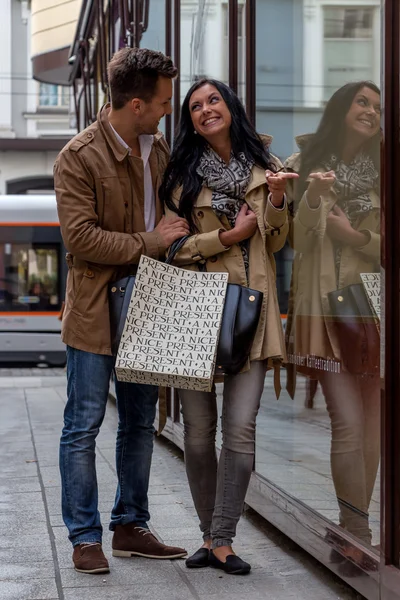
top-left (189, 84), bottom-right (232, 140)
top-left (345, 86), bottom-right (381, 141)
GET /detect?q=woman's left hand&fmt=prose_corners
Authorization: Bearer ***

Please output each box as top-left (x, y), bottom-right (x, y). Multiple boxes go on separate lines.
top-left (326, 205), bottom-right (369, 247)
top-left (266, 170), bottom-right (299, 207)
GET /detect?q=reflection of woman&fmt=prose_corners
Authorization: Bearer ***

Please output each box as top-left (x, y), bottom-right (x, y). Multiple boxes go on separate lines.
top-left (285, 82), bottom-right (381, 548)
top-left (161, 79), bottom-right (296, 574)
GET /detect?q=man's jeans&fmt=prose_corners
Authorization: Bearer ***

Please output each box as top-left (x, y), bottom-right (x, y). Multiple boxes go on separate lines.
top-left (59, 346), bottom-right (158, 547)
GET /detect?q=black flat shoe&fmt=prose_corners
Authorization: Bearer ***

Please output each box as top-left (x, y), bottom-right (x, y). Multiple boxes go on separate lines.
top-left (209, 550), bottom-right (251, 575)
top-left (185, 548), bottom-right (210, 568)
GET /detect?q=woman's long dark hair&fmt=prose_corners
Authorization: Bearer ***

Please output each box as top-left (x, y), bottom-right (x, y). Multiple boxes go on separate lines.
top-left (298, 81), bottom-right (381, 199)
top-left (160, 78), bottom-right (276, 231)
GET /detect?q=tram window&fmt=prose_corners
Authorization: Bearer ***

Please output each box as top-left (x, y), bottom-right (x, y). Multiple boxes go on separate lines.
top-left (0, 244), bottom-right (60, 312)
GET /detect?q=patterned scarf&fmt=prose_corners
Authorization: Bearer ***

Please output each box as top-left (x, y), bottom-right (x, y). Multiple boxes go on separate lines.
top-left (323, 152), bottom-right (379, 281)
top-left (324, 152), bottom-right (378, 225)
top-left (196, 146), bottom-right (254, 278)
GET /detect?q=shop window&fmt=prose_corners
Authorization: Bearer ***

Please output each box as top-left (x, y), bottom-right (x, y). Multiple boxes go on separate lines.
top-left (254, 0), bottom-right (382, 568)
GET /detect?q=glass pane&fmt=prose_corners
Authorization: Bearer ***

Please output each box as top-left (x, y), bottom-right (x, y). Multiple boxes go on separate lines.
top-left (141, 0), bottom-right (166, 135)
top-left (141, 0), bottom-right (166, 51)
top-left (324, 7), bottom-right (374, 39)
top-left (60, 85), bottom-right (70, 107)
top-left (255, 0), bottom-right (381, 556)
top-left (238, 2), bottom-right (246, 105)
top-left (0, 244), bottom-right (60, 312)
top-left (180, 0), bottom-right (229, 103)
top-left (38, 83), bottom-right (59, 107)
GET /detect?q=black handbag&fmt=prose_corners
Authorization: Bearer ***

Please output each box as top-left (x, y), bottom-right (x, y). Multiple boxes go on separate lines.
top-left (108, 236), bottom-right (263, 374)
top-left (327, 283), bottom-right (380, 375)
top-left (214, 283), bottom-right (263, 374)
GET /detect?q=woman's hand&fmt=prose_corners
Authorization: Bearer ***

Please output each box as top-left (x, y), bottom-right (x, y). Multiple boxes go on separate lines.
top-left (326, 205), bottom-right (369, 247)
top-left (266, 170), bottom-right (299, 207)
top-left (219, 203), bottom-right (257, 246)
top-left (306, 171), bottom-right (336, 207)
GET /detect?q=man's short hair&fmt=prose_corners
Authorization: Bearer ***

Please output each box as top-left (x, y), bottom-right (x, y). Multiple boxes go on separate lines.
top-left (107, 47), bottom-right (177, 109)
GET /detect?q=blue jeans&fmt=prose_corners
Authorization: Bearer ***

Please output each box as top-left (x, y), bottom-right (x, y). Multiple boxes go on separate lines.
top-left (59, 346), bottom-right (158, 547)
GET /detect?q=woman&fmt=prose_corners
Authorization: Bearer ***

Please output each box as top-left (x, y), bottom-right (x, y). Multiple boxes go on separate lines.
top-left (160, 78), bottom-right (297, 574)
top-left (285, 82), bottom-right (381, 555)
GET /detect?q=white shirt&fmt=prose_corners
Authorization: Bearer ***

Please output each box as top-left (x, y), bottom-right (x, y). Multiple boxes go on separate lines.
top-left (109, 124), bottom-right (156, 232)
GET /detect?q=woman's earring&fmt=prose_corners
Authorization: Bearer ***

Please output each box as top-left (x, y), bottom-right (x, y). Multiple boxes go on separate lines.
top-left (194, 130), bottom-right (198, 135)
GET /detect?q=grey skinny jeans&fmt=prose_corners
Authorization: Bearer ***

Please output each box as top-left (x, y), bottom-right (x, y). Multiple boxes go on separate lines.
top-left (318, 371), bottom-right (380, 544)
top-left (178, 360), bottom-right (267, 549)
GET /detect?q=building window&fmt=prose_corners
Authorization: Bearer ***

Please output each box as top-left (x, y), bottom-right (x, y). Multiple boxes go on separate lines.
top-left (222, 2), bottom-right (246, 103)
top-left (38, 83), bottom-right (70, 108)
top-left (323, 7), bottom-right (376, 101)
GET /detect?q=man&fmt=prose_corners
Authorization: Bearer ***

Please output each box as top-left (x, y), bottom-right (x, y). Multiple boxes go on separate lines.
top-left (54, 47), bottom-right (189, 574)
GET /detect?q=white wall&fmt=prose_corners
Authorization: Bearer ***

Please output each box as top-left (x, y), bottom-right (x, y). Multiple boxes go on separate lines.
top-left (0, 150), bottom-right (59, 195)
top-left (0, 1), bottom-right (75, 195)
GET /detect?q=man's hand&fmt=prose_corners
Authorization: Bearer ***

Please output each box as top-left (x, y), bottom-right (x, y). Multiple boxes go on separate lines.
top-left (155, 216), bottom-right (190, 247)
top-left (326, 205), bottom-right (369, 247)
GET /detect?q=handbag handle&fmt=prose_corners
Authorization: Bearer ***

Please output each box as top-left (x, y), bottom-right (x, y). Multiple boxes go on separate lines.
top-left (165, 236), bottom-right (190, 265)
top-left (165, 235), bottom-right (208, 272)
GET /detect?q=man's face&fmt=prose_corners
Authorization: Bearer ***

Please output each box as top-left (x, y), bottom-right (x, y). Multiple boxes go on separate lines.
top-left (138, 76), bottom-right (173, 135)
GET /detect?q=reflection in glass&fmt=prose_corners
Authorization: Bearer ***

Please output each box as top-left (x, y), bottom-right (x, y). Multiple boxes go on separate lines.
top-left (286, 82), bottom-right (381, 551)
top-left (254, 0), bottom-right (381, 561)
top-left (140, 0), bottom-right (167, 135)
top-left (180, 0), bottom-right (229, 102)
top-left (323, 7), bottom-right (378, 101)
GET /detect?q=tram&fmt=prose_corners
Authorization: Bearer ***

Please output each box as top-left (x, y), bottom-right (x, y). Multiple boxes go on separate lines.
top-left (0, 195), bottom-right (67, 366)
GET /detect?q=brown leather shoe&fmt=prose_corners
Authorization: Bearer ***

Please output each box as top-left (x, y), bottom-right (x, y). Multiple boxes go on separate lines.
top-left (112, 523), bottom-right (187, 559)
top-left (73, 543), bottom-right (110, 574)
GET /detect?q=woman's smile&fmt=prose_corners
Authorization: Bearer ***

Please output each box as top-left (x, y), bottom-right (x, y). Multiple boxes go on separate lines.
top-left (202, 116), bottom-right (221, 127)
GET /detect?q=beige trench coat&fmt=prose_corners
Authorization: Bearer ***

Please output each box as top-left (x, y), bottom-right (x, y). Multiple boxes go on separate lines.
top-left (284, 138), bottom-right (380, 393)
top-left (164, 144), bottom-right (288, 387)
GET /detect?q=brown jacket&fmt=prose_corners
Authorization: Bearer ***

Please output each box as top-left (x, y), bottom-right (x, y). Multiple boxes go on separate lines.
top-left (164, 140), bottom-right (288, 373)
top-left (54, 104), bottom-right (169, 355)
top-left (284, 138), bottom-right (380, 388)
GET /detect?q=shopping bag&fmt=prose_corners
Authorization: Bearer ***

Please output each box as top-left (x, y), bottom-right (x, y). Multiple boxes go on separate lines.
top-left (114, 255), bottom-right (228, 391)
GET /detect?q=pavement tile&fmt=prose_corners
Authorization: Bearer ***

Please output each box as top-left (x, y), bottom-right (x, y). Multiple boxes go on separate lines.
top-left (0, 578), bottom-right (58, 600)
top-left (152, 526), bottom-right (204, 541)
top-left (186, 568), bottom-right (280, 595)
top-left (63, 583), bottom-right (194, 600)
top-left (60, 560), bottom-right (185, 587)
top-left (0, 561), bottom-right (56, 581)
top-left (0, 478), bottom-right (41, 494)
top-left (0, 463), bottom-right (39, 478)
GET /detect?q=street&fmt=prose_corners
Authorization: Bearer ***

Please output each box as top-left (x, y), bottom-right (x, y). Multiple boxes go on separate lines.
top-left (0, 368), bottom-right (363, 600)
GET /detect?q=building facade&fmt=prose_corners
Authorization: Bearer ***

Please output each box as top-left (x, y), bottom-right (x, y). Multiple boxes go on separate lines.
top-left (0, 0), bottom-right (79, 195)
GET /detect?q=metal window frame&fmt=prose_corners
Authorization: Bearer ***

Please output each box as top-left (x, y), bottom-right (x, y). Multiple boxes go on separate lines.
top-left (245, 0), bottom-right (255, 123)
top-left (381, 0), bottom-right (400, 594)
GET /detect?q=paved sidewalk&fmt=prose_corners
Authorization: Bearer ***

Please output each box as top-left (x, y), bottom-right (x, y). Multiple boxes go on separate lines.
top-left (0, 371), bottom-right (362, 600)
